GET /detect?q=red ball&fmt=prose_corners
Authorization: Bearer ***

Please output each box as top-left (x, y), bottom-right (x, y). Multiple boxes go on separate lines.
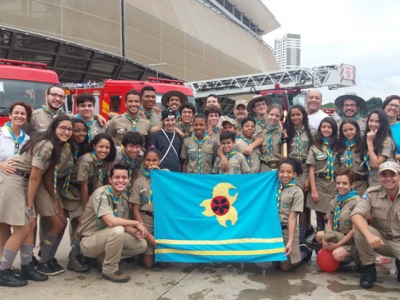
top-left (316, 248), bottom-right (340, 272)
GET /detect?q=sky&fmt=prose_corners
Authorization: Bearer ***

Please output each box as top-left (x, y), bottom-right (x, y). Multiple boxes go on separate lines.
top-left (261, 0), bottom-right (400, 104)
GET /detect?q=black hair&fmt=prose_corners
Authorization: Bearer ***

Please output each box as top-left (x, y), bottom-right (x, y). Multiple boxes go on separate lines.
top-left (241, 117), bottom-right (255, 127)
top-left (278, 158), bottom-right (303, 176)
top-left (76, 92), bottom-right (96, 106)
top-left (109, 163), bottom-right (130, 177)
top-left (206, 94), bottom-right (220, 103)
top-left (125, 89), bottom-right (140, 103)
top-left (179, 102), bottom-right (196, 115)
top-left (140, 86), bottom-right (156, 97)
top-left (193, 114), bottom-right (207, 123)
top-left (122, 131), bottom-right (143, 147)
top-left (46, 84), bottom-right (64, 95)
top-left (81, 132), bottom-right (116, 162)
top-left (284, 105), bottom-right (314, 150)
top-left (365, 109), bottom-right (392, 155)
top-left (143, 147), bottom-right (162, 159)
top-left (20, 115), bottom-right (72, 165)
top-left (315, 117), bottom-right (338, 152)
top-left (204, 104), bottom-right (222, 117)
top-left (71, 118), bottom-right (89, 158)
top-left (337, 118), bottom-right (364, 155)
top-left (382, 95), bottom-right (400, 110)
top-left (219, 131), bottom-right (236, 142)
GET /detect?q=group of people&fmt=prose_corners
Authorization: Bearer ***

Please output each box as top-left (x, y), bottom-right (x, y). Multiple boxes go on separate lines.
top-left (0, 84), bottom-right (399, 289)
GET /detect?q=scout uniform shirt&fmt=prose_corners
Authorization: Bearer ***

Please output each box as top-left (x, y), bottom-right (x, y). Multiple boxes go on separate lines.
top-left (351, 186), bottom-right (400, 242)
top-left (105, 113), bottom-right (151, 147)
top-left (176, 121), bottom-right (194, 140)
top-left (129, 173), bottom-right (153, 215)
top-left (181, 135), bottom-right (219, 174)
top-left (235, 137), bottom-right (261, 173)
top-left (339, 146), bottom-right (368, 196)
top-left (326, 195), bottom-right (360, 236)
top-left (140, 108), bottom-right (162, 128)
top-left (25, 107), bottom-right (65, 138)
top-left (212, 151), bottom-right (250, 174)
top-left (337, 117), bottom-right (367, 137)
top-left (78, 185), bottom-right (129, 238)
top-left (369, 136), bottom-right (396, 187)
top-left (208, 127), bottom-right (221, 146)
top-left (76, 115), bottom-right (105, 141)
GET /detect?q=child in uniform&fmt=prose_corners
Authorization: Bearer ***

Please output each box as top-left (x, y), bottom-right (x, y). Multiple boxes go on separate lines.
top-left (212, 131), bottom-right (250, 174)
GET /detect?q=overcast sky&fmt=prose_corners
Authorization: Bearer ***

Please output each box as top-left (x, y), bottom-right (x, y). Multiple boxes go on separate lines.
top-left (261, 0), bottom-right (400, 104)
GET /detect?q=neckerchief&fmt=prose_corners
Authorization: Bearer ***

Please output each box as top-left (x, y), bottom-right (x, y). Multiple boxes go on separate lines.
top-left (122, 146), bottom-right (136, 195)
top-left (76, 114), bottom-right (95, 142)
top-left (71, 141), bottom-right (79, 161)
top-left (276, 179), bottom-right (296, 207)
top-left (333, 189), bottom-right (358, 231)
top-left (60, 143), bottom-right (73, 196)
top-left (143, 169), bottom-right (153, 206)
top-left (193, 133), bottom-right (209, 174)
top-left (342, 115), bottom-right (359, 121)
top-left (345, 139), bottom-right (356, 168)
top-left (124, 113), bottom-right (139, 132)
top-left (213, 126), bottom-right (219, 133)
top-left (295, 127), bottom-right (304, 161)
top-left (361, 153), bottom-right (371, 175)
top-left (42, 105), bottom-right (60, 118)
top-left (255, 117), bottom-right (267, 130)
top-left (179, 123), bottom-right (192, 139)
top-left (265, 123), bottom-right (279, 160)
top-left (91, 151), bottom-right (105, 187)
top-left (323, 137), bottom-right (335, 181)
top-left (141, 107), bottom-right (154, 126)
top-left (107, 185), bottom-right (121, 217)
top-left (4, 121), bottom-right (25, 154)
top-left (240, 135), bottom-right (253, 167)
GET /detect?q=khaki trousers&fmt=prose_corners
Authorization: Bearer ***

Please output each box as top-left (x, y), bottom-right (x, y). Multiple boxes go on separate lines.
top-left (354, 226), bottom-right (400, 265)
top-left (80, 226), bottom-right (147, 274)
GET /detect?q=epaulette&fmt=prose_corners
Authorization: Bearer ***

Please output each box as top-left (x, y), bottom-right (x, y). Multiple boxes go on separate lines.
top-left (362, 185), bottom-right (382, 199)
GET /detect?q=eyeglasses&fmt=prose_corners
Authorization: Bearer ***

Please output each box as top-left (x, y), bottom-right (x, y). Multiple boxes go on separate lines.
top-left (343, 104), bottom-right (357, 108)
top-left (387, 103), bottom-right (400, 109)
top-left (57, 125), bottom-right (73, 133)
top-left (254, 102), bottom-right (267, 108)
top-left (49, 93), bottom-right (65, 99)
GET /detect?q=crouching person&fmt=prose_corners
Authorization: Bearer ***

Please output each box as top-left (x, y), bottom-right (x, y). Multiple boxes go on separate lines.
top-left (78, 163), bottom-right (147, 283)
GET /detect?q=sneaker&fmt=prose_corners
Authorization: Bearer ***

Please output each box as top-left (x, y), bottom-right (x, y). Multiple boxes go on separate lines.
top-left (37, 261), bottom-right (63, 276)
top-left (102, 269), bottom-right (130, 283)
top-left (360, 264), bottom-right (377, 289)
top-left (305, 226), bottom-right (315, 238)
top-left (50, 258), bottom-right (65, 274)
top-left (395, 259), bottom-right (400, 282)
top-left (0, 268), bottom-right (28, 287)
top-left (300, 244), bottom-right (313, 261)
top-left (19, 262), bottom-right (48, 282)
top-left (67, 256), bottom-right (90, 273)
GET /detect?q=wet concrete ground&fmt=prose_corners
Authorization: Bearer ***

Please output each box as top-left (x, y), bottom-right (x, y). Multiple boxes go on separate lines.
top-left (1, 234), bottom-right (399, 300)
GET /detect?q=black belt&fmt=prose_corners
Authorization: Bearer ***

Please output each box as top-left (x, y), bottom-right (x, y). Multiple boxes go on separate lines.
top-left (315, 173), bottom-right (333, 180)
top-left (261, 161), bottom-right (279, 169)
top-left (300, 159), bottom-right (307, 164)
top-left (15, 169), bottom-right (30, 179)
top-left (281, 225), bottom-right (288, 230)
top-left (140, 210), bottom-right (154, 218)
top-left (356, 175), bottom-right (368, 181)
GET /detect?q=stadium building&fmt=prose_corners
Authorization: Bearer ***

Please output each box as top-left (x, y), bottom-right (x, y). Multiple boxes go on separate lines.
top-left (0, 0), bottom-right (280, 82)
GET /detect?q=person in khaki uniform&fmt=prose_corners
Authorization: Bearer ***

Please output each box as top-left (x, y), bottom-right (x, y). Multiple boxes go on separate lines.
top-left (139, 86), bottom-right (162, 128)
top-left (106, 89), bottom-right (150, 148)
top-left (307, 117), bottom-right (341, 232)
top-left (315, 169), bottom-right (361, 264)
top-left (177, 102), bottom-right (196, 140)
top-left (212, 132), bottom-right (250, 174)
top-left (337, 119), bottom-right (369, 196)
top-left (181, 114), bottom-right (219, 174)
top-left (351, 161), bottom-right (400, 289)
top-left (204, 105), bottom-right (222, 146)
top-left (235, 118), bottom-right (262, 173)
top-left (269, 158), bottom-right (312, 271)
top-left (78, 164), bottom-right (147, 283)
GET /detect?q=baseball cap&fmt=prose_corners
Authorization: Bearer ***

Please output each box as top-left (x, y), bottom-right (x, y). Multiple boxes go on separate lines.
top-left (161, 108), bottom-right (176, 120)
top-left (222, 117), bottom-right (237, 127)
top-left (234, 99), bottom-right (247, 109)
top-left (378, 161), bottom-right (400, 174)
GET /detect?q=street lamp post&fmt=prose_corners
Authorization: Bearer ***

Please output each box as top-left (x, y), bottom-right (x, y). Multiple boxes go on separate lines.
top-left (148, 63), bottom-right (167, 78)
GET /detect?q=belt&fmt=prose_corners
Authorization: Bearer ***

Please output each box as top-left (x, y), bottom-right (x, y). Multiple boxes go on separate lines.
top-left (281, 225), bottom-right (288, 230)
top-left (355, 175), bottom-right (368, 181)
top-left (140, 210), bottom-right (154, 218)
top-left (300, 159), bottom-right (307, 164)
top-left (261, 161), bottom-right (279, 169)
top-left (315, 173), bottom-right (333, 180)
top-left (15, 169), bottom-right (30, 179)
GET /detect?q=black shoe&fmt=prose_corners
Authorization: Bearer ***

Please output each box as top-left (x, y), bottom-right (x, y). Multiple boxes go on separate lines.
top-left (300, 244), bottom-right (313, 261)
top-left (360, 264), bottom-right (377, 289)
top-left (31, 254), bottom-right (39, 267)
top-left (37, 261), bottom-right (63, 276)
top-left (305, 226), bottom-right (315, 238)
top-left (355, 264), bottom-right (365, 274)
top-left (50, 258), bottom-right (65, 274)
top-left (395, 259), bottom-right (400, 282)
top-left (19, 262), bottom-right (48, 282)
top-left (121, 256), bottom-right (136, 263)
top-left (0, 268), bottom-right (28, 287)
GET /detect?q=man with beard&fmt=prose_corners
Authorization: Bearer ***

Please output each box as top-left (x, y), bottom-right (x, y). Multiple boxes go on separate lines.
top-left (335, 92), bottom-right (367, 136)
top-left (232, 100), bottom-right (248, 136)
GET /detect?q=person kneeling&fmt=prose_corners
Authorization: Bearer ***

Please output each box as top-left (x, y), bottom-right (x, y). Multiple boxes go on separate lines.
top-left (78, 163), bottom-right (147, 283)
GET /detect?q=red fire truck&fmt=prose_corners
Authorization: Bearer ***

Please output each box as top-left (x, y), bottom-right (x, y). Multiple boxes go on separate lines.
top-left (64, 77), bottom-right (195, 119)
top-left (0, 59), bottom-right (60, 126)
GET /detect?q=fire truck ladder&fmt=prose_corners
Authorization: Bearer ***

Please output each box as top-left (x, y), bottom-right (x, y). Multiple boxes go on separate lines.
top-left (186, 64), bottom-right (353, 98)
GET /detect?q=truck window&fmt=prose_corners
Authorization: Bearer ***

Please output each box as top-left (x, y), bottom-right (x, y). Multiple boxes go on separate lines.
top-left (110, 95), bottom-right (122, 113)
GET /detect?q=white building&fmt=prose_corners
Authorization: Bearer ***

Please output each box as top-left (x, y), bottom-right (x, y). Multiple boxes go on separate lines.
top-left (274, 33), bottom-right (301, 70)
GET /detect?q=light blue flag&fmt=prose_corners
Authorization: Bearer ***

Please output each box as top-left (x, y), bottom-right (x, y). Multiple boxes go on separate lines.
top-left (152, 170), bottom-right (286, 263)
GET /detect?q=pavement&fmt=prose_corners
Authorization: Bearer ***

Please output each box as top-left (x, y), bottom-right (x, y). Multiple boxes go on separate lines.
top-left (1, 233), bottom-right (400, 300)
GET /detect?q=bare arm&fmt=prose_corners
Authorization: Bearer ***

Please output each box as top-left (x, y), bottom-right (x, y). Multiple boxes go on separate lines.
top-left (27, 166), bottom-right (43, 208)
top-left (308, 165), bottom-right (319, 202)
top-left (80, 180), bottom-right (90, 208)
top-left (217, 147), bottom-right (229, 171)
top-left (133, 204), bottom-right (155, 247)
top-left (285, 211), bottom-right (298, 256)
top-left (182, 159), bottom-right (188, 173)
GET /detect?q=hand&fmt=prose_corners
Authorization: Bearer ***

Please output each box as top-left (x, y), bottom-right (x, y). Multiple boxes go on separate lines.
top-left (96, 114), bottom-right (108, 127)
top-left (175, 128), bottom-right (184, 139)
top-left (0, 161), bottom-right (16, 175)
top-left (302, 179), bottom-right (310, 192)
top-left (147, 234), bottom-right (157, 248)
top-left (366, 129), bottom-right (377, 143)
top-left (366, 233), bottom-right (385, 249)
top-left (282, 129), bottom-right (288, 139)
top-left (27, 207), bottom-right (35, 220)
top-left (147, 164), bottom-right (160, 171)
top-left (135, 222), bottom-right (147, 240)
top-left (54, 200), bottom-right (67, 225)
top-left (285, 241), bottom-right (292, 256)
top-left (139, 111), bottom-right (147, 119)
top-left (311, 189), bottom-right (319, 202)
top-left (242, 145), bottom-right (253, 156)
top-left (322, 241), bottom-right (338, 251)
top-left (219, 157), bottom-right (229, 172)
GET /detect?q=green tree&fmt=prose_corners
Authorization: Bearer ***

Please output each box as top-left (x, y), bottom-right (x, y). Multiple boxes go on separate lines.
top-left (321, 102), bottom-right (336, 108)
top-left (366, 97), bottom-right (383, 114)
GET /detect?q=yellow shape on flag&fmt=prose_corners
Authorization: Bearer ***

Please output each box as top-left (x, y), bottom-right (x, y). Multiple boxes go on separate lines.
top-left (200, 182), bottom-right (238, 227)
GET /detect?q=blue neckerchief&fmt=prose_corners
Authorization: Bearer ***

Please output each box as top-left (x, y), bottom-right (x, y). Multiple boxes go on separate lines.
top-left (4, 121), bottom-right (25, 154)
top-left (333, 189), bottom-right (358, 231)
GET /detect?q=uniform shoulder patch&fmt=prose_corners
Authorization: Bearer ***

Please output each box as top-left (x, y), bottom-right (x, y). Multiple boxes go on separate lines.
top-left (366, 186), bottom-right (381, 193)
top-left (362, 193), bottom-right (368, 200)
